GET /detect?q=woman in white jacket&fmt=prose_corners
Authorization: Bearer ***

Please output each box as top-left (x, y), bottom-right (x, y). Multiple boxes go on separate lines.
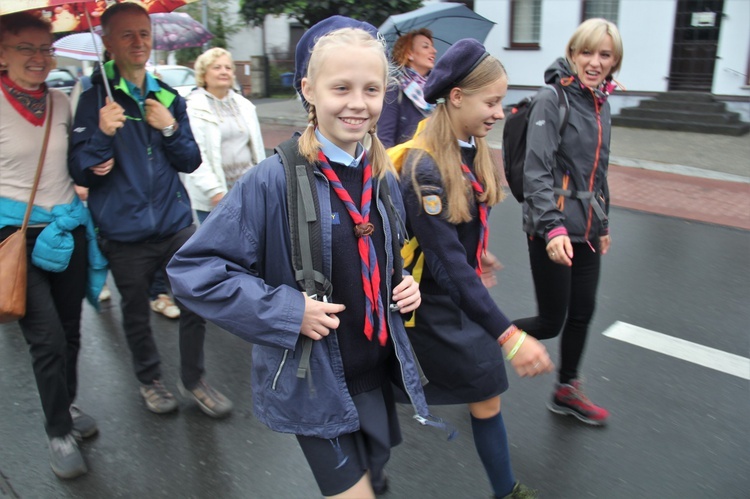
top-left (185, 48), bottom-right (266, 223)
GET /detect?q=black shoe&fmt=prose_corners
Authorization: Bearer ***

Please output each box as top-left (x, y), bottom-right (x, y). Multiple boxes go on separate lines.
top-left (372, 472), bottom-right (388, 495)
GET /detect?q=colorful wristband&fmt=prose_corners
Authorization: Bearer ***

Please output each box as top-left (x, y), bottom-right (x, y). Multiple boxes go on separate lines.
top-left (497, 325), bottom-right (518, 346)
top-left (505, 331), bottom-right (527, 361)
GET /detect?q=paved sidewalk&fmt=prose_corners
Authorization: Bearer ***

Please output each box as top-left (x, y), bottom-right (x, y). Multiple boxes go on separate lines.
top-left (254, 97), bottom-right (750, 230)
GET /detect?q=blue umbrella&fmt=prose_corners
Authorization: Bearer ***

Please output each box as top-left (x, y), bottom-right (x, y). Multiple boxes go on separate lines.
top-left (379, 2), bottom-right (496, 60)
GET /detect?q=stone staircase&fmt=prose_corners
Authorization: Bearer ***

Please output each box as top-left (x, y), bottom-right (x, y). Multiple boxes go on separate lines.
top-left (613, 92), bottom-right (750, 136)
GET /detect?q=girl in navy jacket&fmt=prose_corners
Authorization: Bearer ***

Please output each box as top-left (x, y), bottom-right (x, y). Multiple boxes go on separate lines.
top-left (399, 39), bottom-right (553, 499)
top-left (169, 17), bottom-right (430, 499)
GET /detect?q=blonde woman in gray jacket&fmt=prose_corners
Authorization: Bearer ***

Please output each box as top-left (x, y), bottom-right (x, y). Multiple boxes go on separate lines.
top-left (185, 48), bottom-right (266, 224)
top-left (514, 18), bottom-right (623, 427)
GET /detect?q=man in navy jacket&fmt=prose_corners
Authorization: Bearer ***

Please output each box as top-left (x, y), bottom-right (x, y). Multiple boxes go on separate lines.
top-left (69, 2), bottom-right (232, 418)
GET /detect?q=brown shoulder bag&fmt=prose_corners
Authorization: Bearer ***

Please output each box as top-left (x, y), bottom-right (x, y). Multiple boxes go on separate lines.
top-left (0, 100), bottom-right (53, 323)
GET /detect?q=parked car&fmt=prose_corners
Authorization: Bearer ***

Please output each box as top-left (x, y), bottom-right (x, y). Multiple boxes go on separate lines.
top-left (151, 65), bottom-right (196, 97)
top-left (45, 68), bottom-right (77, 95)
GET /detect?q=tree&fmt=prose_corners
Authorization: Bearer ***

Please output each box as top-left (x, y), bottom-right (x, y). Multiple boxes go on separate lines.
top-left (239, 0), bottom-right (423, 29)
top-left (212, 15), bottom-right (227, 49)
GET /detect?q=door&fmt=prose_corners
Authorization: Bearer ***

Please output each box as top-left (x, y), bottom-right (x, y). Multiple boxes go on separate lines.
top-left (668, 0), bottom-right (724, 91)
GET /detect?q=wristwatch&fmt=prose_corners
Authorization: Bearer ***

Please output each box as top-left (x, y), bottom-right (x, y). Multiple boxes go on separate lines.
top-left (161, 120), bottom-right (178, 137)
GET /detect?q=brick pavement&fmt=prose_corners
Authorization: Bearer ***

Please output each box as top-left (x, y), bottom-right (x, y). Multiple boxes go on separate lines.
top-left (260, 123), bottom-right (750, 231)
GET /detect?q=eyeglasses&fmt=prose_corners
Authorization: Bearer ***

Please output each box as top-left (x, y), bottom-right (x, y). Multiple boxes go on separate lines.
top-left (2, 45), bottom-right (56, 57)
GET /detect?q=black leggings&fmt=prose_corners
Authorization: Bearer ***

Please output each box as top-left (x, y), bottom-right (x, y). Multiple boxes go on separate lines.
top-left (1, 225), bottom-right (88, 437)
top-left (514, 236), bottom-right (601, 384)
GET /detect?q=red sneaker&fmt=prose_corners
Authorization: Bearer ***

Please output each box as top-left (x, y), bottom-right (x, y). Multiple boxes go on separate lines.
top-left (547, 379), bottom-right (610, 425)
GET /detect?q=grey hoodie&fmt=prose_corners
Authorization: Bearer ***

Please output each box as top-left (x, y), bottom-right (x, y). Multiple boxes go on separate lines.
top-left (522, 57), bottom-right (611, 243)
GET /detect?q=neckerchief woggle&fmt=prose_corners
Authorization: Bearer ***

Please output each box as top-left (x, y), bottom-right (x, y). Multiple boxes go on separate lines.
top-left (317, 151), bottom-right (388, 346)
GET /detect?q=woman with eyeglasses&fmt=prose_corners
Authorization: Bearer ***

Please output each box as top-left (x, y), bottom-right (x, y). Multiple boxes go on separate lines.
top-left (0, 12), bottom-right (107, 480)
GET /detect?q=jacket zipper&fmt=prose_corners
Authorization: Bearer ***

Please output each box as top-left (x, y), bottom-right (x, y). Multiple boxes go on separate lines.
top-left (584, 88), bottom-right (603, 245)
top-left (377, 180), bottom-right (419, 411)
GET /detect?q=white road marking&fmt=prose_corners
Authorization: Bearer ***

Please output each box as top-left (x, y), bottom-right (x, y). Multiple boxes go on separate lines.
top-left (602, 321), bottom-right (750, 380)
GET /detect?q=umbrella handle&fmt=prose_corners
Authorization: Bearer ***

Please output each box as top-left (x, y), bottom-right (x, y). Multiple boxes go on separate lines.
top-left (85, 9), bottom-right (113, 101)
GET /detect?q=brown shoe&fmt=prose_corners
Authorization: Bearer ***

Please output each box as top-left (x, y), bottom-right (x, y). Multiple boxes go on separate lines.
top-left (178, 379), bottom-right (233, 418)
top-left (140, 380), bottom-right (178, 414)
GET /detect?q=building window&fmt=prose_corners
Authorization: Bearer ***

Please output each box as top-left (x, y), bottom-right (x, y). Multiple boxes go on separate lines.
top-left (510, 0), bottom-right (542, 49)
top-left (582, 0), bottom-right (620, 25)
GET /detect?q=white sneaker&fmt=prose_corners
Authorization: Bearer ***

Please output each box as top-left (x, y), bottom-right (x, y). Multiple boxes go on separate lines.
top-left (150, 294), bottom-right (180, 319)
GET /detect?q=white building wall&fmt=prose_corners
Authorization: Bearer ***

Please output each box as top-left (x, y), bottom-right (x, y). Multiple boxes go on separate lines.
top-left (222, 2), bottom-right (292, 61)
top-left (263, 15), bottom-right (294, 56)
top-left (222, 0), bottom-right (263, 60)
top-left (476, 0), bottom-right (749, 99)
top-left (714, 0), bottom-right (750, 96)
top-left (226, 24), bottom-right (264, 60)
top-left (616, 0), bottom-right (676, 92)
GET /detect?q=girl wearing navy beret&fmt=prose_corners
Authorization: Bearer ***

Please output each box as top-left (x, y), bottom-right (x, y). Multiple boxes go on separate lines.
top-left (398, 39), bottom-right (553, 498)
top-left (169, 16), bottom-right (431, 499)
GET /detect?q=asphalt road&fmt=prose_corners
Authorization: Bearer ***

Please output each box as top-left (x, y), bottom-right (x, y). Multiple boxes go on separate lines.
top-left (1, 202), bottom-right (748, 498)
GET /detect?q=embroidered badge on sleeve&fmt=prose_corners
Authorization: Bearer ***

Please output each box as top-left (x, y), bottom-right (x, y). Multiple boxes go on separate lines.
top-left (422, 195), bottom-right (442, 215)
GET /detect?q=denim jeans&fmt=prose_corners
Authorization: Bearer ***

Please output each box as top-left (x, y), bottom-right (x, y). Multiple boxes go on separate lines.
top-left (99, 225), bottom-right (205, 388)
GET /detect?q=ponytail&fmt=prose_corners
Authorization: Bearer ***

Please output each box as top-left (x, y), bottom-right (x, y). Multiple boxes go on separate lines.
top-left (369, 127), bottom-right (396, 179)
top-left (298, 105), bottom-right (321, 163)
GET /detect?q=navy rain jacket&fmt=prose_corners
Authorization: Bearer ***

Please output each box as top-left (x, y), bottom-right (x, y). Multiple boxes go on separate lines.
top-left (69, 60), bottom-right (201, 242)
top-left (167, 154), bottom-right (432, 439)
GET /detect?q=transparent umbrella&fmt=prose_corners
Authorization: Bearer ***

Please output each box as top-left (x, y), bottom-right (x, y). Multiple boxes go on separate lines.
top-left (53, 32), bottom-right (103, 61)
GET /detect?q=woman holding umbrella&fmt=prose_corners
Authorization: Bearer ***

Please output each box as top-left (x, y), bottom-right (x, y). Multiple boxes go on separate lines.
top-left (183, 47), bottom-right (266, 224)
top-left (377, 28), bottom-right (437, 148)
top-left (0, 12), bottom-right (106, 479)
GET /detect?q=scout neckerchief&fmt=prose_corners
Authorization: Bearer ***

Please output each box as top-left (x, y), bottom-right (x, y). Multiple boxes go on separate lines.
top-left (460, 163), bottom-right (488, 278)
top-left (317, 150), bottom-right (387, 346)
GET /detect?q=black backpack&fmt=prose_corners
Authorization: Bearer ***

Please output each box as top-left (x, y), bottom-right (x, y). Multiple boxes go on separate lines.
top-left (274, 135), bottom-right (405, 387)
top-left (502, 83), bottom-right (570, 203)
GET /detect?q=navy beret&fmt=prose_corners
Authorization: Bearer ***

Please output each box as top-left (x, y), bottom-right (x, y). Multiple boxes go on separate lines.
top-left (423, 38), bottom-right (490, 104)
top-left (294, 15), bottom-right (380, 111)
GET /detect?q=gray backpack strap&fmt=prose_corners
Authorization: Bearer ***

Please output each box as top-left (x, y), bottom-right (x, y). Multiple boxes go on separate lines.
top-left (552, 187), bottom-right (608, 222)
top-left (275, 136), bottom-right (332, 299)
top-left (275, 137), bottom-right (333, 389)
top-left (547, 82), bottom-right (570, 141)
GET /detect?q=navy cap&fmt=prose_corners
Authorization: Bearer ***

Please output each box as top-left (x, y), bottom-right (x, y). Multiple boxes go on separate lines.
top-left (423, 38), bottom-right (490, 104)
top-left (294, 15), bottom-right (380, 111)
